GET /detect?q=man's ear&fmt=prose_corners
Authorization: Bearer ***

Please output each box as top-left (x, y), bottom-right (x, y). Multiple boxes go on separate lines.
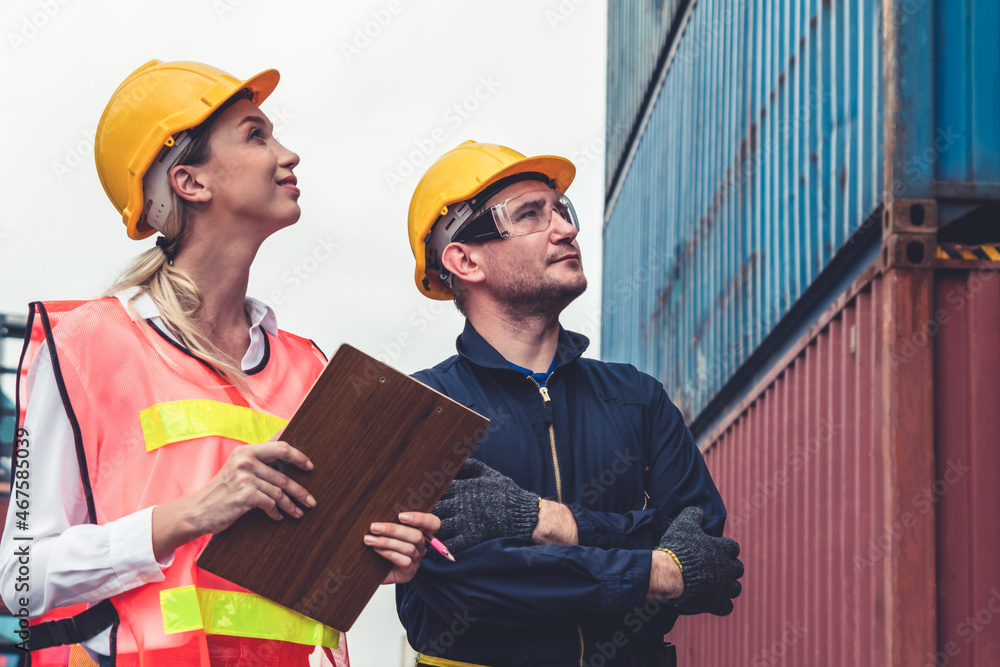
top-left (169, 164), bottom-right (212, 204)
top-left (441, 242), bottom-right (486, 285)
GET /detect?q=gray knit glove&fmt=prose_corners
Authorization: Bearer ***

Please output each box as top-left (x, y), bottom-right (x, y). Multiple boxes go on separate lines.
top-left (432, 459), bottom-right (540, 554)
top-left (657, 506), bottom-right (744, 616)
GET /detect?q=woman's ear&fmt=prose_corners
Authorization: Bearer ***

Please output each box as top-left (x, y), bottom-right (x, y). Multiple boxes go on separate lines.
top-left (170, 164), bottom-right (211, 204)
top-left (441, 242), bottom-right (486, 285)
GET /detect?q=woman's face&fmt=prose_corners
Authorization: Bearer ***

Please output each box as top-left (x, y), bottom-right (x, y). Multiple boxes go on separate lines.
top-left (194, 98), bottom-right (301, 234)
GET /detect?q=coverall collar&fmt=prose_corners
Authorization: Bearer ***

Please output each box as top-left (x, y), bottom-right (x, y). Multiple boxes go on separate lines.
top-left (455, 319), bottom-right (590, 372)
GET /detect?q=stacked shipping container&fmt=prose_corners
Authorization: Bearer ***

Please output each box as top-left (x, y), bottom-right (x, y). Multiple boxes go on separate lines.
top-left (603, 0), bottom-right (1000, 664)
top-left (604, 0), bottom-right (886, 426)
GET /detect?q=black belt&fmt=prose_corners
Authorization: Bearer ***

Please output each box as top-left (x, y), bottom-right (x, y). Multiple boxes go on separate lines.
top-left (26, 599), bottom-right (117, 651)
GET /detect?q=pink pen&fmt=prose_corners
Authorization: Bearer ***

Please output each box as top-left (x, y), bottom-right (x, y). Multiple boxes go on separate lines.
top-left (426, 536), bottom-right (456, 562)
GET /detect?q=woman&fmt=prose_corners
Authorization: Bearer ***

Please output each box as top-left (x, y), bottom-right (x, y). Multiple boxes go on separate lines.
top-left (0, 60), bottom-right (438, 666)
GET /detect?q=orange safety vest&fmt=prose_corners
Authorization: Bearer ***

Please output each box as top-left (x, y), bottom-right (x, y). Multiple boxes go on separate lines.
top-left (14, 298), bottom-right (349, 666)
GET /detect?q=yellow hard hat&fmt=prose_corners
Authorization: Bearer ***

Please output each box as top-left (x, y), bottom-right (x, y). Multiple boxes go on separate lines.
top-left (408, 141), bottom-right (576, 300)
top-left (95, 60), bottom-right (279, 240)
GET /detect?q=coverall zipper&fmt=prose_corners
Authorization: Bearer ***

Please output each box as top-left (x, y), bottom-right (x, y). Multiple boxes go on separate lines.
top-left (526, 373), bottom-right (584, 666)
top-left (529, 379), bottom-right (562, 503)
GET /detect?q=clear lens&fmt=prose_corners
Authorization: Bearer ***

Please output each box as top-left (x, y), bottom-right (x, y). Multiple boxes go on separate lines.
top-left (495, 191), bottom-right (579, 237)
top-left (450, 190), bottom-right (580, 244)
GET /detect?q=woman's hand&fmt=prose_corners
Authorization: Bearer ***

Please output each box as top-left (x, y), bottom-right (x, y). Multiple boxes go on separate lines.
top-left (366, 512), bottom-right (442, 585)
top-left (152, 441), bottom-right (315, 561)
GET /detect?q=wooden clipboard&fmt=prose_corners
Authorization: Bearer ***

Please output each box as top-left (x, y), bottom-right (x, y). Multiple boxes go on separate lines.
top-left (197, 344), bottom-right (488, 632)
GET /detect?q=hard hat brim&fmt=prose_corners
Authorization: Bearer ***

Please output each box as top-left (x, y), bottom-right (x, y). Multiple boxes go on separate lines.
top-left (464, 155), bottom-right (576, 205)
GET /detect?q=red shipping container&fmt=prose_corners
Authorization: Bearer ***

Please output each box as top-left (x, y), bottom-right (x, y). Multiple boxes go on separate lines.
top-left (667, 257), bottom-right (1000, 666)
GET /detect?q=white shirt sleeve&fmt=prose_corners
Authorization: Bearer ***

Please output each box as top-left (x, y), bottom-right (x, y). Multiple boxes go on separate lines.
top-left (0, 346), bottom-right (173, 653)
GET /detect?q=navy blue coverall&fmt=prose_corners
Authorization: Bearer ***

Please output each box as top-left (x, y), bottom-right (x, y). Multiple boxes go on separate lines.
top-left (397, 322), bottom-right (726, 666)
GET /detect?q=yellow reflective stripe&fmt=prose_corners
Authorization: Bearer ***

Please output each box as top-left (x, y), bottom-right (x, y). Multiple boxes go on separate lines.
top-left (160, 585), bottom-right (204, 633)
top-left (160, 586), bottom-right (339, 649)
top-left (416, 654), bottom-right (492, 667)
top-left (140, 400), bottom-right (288, 452)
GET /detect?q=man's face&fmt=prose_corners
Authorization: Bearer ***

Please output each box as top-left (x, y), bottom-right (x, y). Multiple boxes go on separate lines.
top-left (476, 179), bottom-right (588, 317)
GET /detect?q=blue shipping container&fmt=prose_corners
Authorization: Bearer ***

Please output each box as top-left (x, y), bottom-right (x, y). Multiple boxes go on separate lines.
top-left (602, 0), bottom-right (1000, 427)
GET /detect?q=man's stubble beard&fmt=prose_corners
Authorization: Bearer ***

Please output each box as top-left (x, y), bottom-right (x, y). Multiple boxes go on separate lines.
top-left (491, 267), bottom-right (588, 321)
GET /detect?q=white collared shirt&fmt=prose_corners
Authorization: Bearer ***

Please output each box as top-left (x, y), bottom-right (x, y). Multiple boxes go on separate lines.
top-left (0, 290), bottom-right (279, 656)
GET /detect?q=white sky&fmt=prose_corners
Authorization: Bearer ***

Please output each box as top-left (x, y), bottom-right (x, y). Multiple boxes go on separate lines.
top-left (0, 1), bottom-right (607, 663)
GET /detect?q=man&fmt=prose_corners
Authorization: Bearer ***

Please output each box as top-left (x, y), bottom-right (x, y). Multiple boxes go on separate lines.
top-left (397, 141), bottom-right (742, 666)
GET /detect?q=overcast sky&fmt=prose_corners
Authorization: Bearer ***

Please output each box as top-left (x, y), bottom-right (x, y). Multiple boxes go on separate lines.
top-left (1, 0), bottom-right (607, 663)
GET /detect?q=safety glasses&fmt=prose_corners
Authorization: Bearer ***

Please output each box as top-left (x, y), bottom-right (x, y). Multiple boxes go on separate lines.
top-left (452, 190), bottom-right (580, 244)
